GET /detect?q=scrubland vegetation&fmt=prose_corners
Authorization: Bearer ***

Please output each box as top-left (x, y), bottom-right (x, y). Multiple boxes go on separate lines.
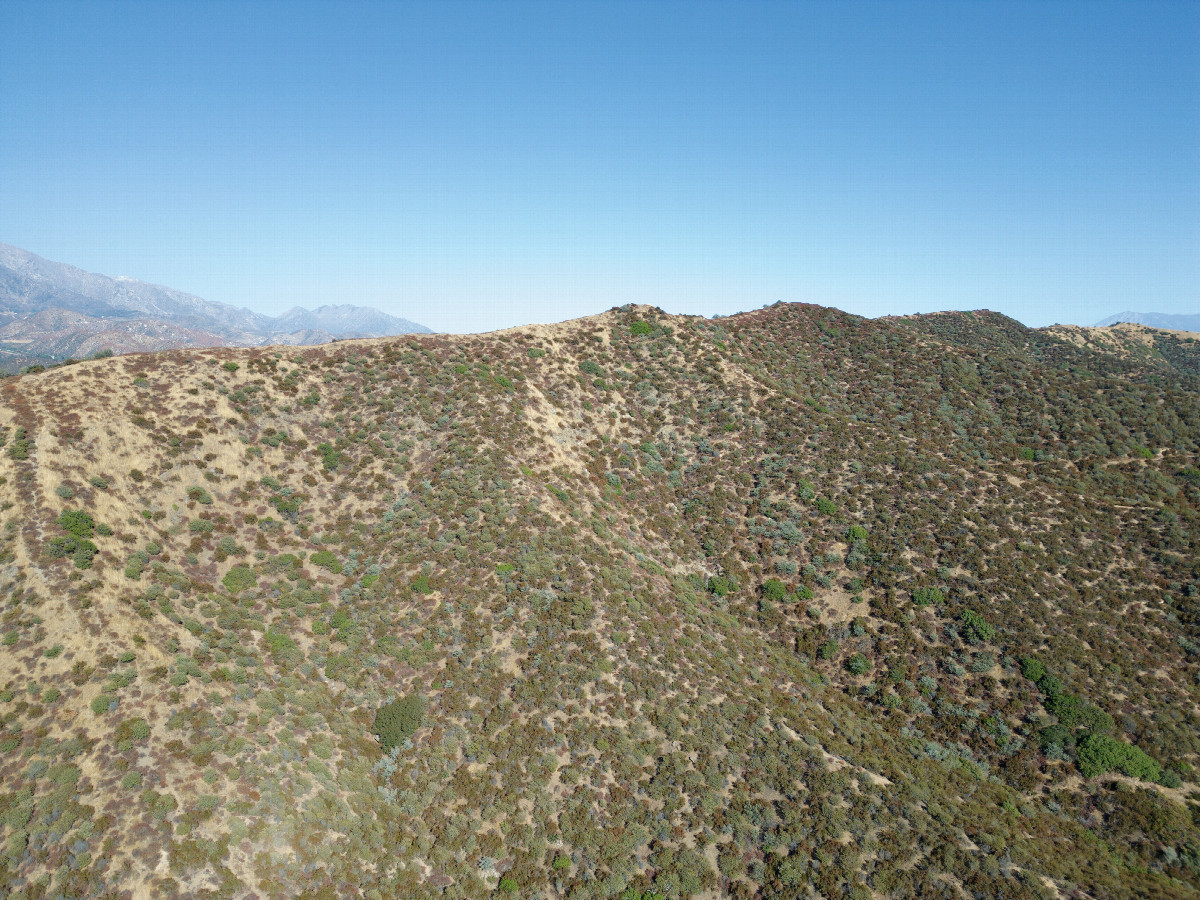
top-left (0, 302), bottom-right (1198, 898)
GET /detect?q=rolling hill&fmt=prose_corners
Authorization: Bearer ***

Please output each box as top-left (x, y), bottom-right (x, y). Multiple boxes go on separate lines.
top-left (0, 302), bottom-right (1197, 900)
top-left (1044, 321), bottom-right (1200, 378)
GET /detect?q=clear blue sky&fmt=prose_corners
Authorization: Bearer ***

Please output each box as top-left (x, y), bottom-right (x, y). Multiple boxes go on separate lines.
top-left (1, 1), bottom-right (1197, 333)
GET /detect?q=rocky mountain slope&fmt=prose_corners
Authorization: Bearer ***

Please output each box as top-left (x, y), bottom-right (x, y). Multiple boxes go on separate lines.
top-left (0, 244), bottom-right (431, 371)
top-left (0, 303), bottom-right (1198, 900)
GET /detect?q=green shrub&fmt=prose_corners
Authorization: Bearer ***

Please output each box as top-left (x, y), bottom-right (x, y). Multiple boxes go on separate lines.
top-left (497, 876), bottom-right (518, 893)
top-left (707, 576), bottom-right (733, 596)
top-left (55, 484), bottom-right (75, 499)
top-left (1038, 724), bottom-right (1075, 753)
top-left (818, 640), bottom-right (839, 660)
top-left (122, 772), bottom-right (143, 789)
top-left (959, 608), bottom-right (995, 643)
top-left (912, 587), bottom-right (946, 607)
top-left (57, 511), bottom-right (93, 540)
top-left (410, 574), bottom-right (432, 595)
top-left (815, 497), bottom-right (837, 516)
top-left (311, 550), bottom-right (342, 573)
top-left (846, 654), bottom-right (871, 675)
top-left (630, 321), bottom-right (653, 335)
top-left (47, 533), bottom-right (98, 569)
top-left (1076, 733), bottom-right (1162, 781)
top-left (48, 509), bottom-right (99, 568)
top-left (527, 347), bottom-right (546, 358)
top-left (1019, 656), bottom-right (1046, 682)
top-left (373, 694), bottom-right (425, 751)
top-left (7, 426), bottom-right (32, 460)
top-left (270, 492), bottom-right (302, 521)
top-left (265, 629), bottom-right (298, 662)
top-left (1036, 673), bottom-right (1063, 696)
top-left (968, 653), bottom-right (995, 673)
top-left (318, 443), bottom-right (343, 471)
top-left (580, 360), bottom-right (603, 376)
top-left (115, 717), bottom-right (151, 743)
top-left (222, 566), bottom-right (256, 593)
top-left (91, 694), bottom-right (114, 715)
top-left (189, 518), bottom-right (214, 534)
top-left (1045, 693), bottom-right (1113, 733)
top-left (222, 361), bottom-right (240, 373)
top-left (187, 486), bottom-right (213, 505)
top-left (761, 579), bottom-right (788, 602)
top-left (123, 549), bottom-right (149, 579)
top-left (846, 524), bottom-right (868, 542)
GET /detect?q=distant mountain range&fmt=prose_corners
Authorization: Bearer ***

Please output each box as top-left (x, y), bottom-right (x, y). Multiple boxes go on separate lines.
top-left (1095, 310), bottom-right (1200, 331)
top-left (0, 243), bottom-right (430, 372)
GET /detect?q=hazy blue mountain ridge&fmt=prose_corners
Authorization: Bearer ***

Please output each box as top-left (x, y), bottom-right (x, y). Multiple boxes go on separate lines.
top-left (0, 243), bottom-right (430, 366)
top-left (1095, 310), bottom-right (1200, 331)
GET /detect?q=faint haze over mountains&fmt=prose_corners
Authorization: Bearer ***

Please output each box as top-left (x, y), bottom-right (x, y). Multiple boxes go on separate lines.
top-left (1094, 311), bottom-right (1200, 331)
top-left (0, 242), bottom-right (429, 371)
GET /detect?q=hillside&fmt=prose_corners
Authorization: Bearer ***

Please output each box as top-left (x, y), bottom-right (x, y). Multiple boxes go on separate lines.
top-left (0, 303), bottom-right (1198, 900)
top-left (0, 243), bottom-right (431, 371)
top-left (1044, 321), bottom-right (1200, 378)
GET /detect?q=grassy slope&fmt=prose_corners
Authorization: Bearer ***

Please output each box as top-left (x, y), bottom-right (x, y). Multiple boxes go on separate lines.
top-left (0, 302), bottom-right (1198, 899)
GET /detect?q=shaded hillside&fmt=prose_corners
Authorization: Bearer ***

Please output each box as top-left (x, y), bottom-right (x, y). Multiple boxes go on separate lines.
top-left (0, 303), bottom-right (1198, 900)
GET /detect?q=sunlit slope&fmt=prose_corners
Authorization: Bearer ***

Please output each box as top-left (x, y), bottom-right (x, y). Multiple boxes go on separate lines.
top-left (1, 303), bottom-right (1198, 899)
